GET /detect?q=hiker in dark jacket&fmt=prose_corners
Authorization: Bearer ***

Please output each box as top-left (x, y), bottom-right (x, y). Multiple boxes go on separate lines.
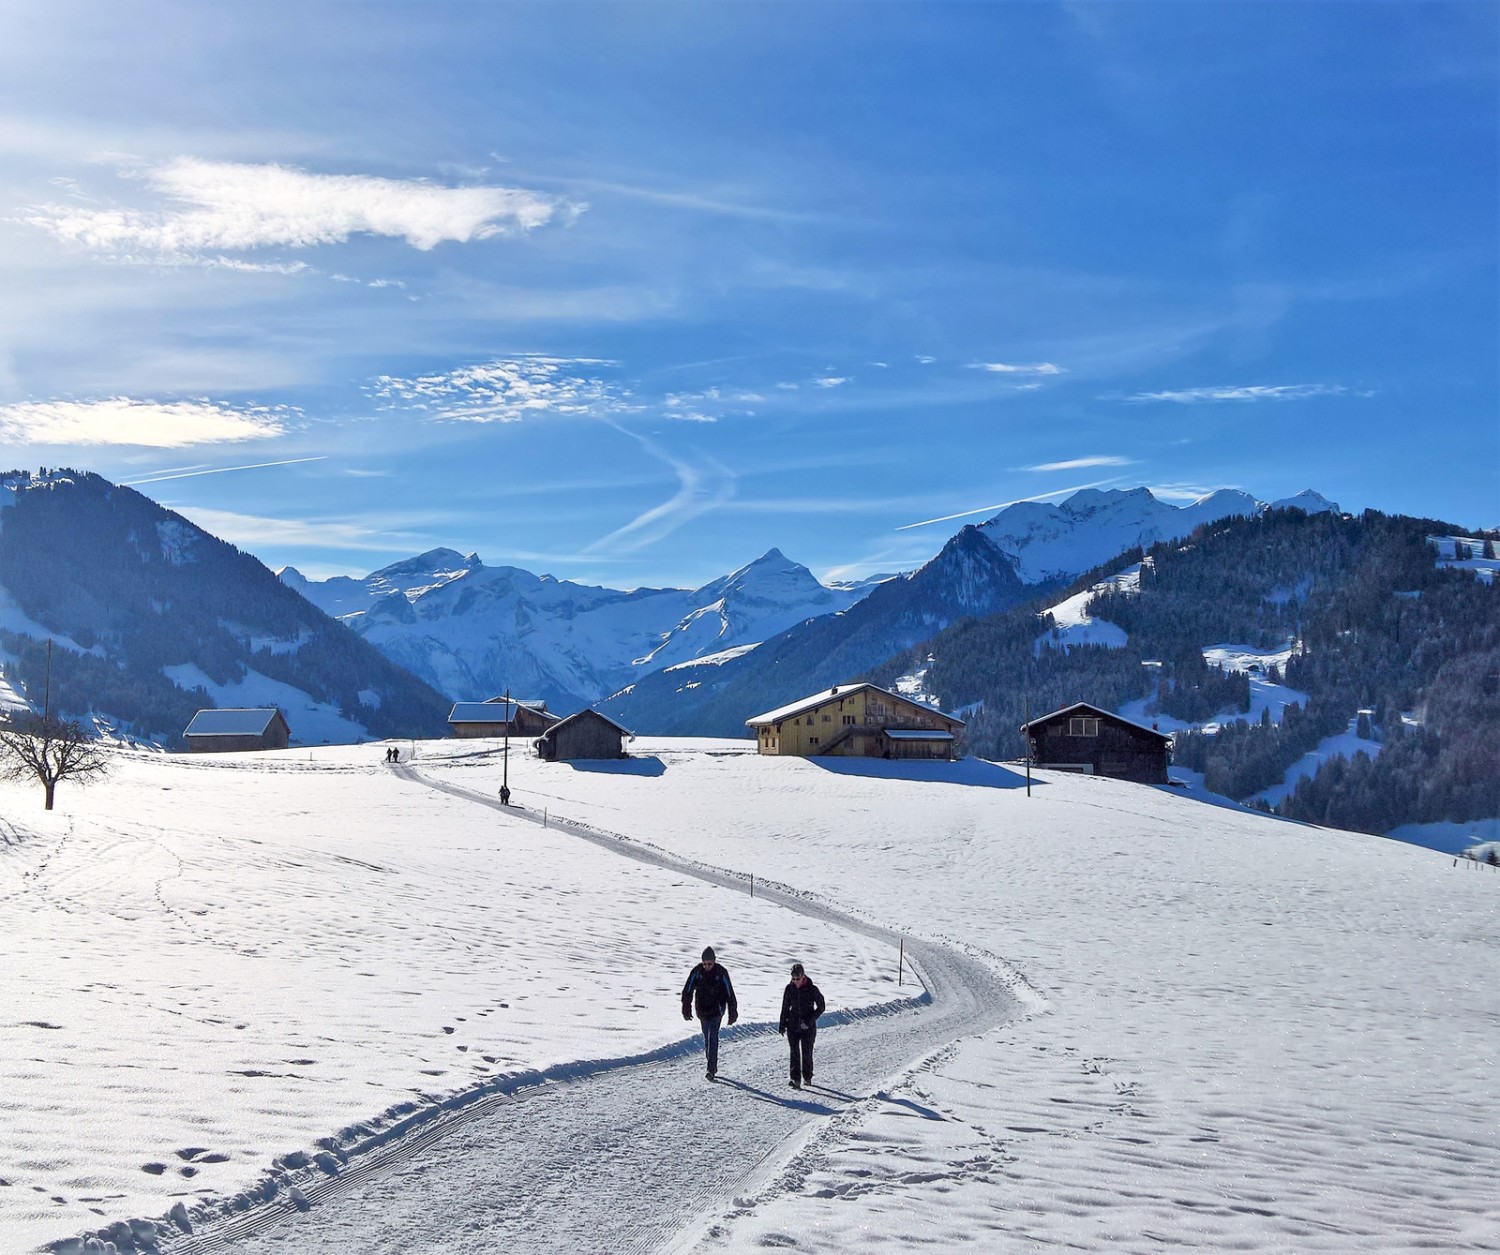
top-left (778, 962), bottom-right (826, 1089)
top-left (681, 946), bottom-right (738, 1081)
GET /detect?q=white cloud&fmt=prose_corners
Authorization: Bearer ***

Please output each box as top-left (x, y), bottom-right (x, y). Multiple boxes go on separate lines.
top-left (170, 505), bottom-right (414, 553)
top-left (1126, 384), bottom-right (1350, 404)
top-left (370, 356), bottom-right (633, 424)
top-left (1025, 455), bottom-right (1133, 472)
top-left (972, 361), bottom-right (1065, 375)
top-left (25, 158), bottom-right (574, 257)
top-left (0, 397), bottom-right (291, 447)
top-left (815, 376), bottom-right (848, 388)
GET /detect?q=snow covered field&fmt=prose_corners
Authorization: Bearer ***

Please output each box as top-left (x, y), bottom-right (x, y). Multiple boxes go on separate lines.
top-left (0, 745), bottom-right (898, 1253)
top-left (428, 741), bottom-right (1500, 1252)
top-left (4, 738), bottom-right (1497, 1252)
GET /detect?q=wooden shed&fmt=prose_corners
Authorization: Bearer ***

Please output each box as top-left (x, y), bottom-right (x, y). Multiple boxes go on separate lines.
top-left (183, 707), bottom-right (291, 753)
top-left (1021, 701), bottom-right (1170, 784)
top-left (449, 699), bottom-right (560, 738)
top-left (535, 709), bottom-right (632, 762)
top-left (746, 682), bottom-right (965, 760)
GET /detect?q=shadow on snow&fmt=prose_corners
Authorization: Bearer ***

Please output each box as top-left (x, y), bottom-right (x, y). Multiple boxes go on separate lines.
top-left (805, 756), bottom-right (1033, 790)
top-left (563, 756), bottom-right (667, 777)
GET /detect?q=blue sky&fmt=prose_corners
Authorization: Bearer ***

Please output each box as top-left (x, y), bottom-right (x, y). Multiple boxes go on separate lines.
top-left (0, 2), bottom-right (1494, 587)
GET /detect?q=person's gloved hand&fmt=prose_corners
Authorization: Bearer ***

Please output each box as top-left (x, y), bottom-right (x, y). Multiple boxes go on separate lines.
top-left (778, 1025), bottom-right (786, 1036)
top-left (682, 1009), bottom-right (692, 1021)
top-left (727, 1010), bottom-right (738, 1025)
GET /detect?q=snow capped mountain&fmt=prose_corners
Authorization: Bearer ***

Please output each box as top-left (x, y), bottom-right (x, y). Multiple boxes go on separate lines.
top-left (1270, 489), bottom-right (1339, 515)
top-left (975, 487), bottom-right (1333, 584)
top-left (289, 547), bottom-right (875, 711)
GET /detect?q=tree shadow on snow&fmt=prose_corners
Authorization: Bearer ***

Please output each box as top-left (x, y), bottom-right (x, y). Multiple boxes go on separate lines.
top-left (806, 756), bottom-right (1033, 790)
top-left (563, 756), bottom-right (666, 777)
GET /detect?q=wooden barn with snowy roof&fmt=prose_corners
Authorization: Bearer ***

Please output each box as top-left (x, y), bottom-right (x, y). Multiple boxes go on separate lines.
top-left (746, 683), bottom-right (965, 760)
top-left (1020, 701), bottom-right (1170, 784)
top-left (448, 699), bottom-right (559, 738)
top-left (535, 708), bottom-right (633, 761)
top-left (183, 707), bottom-right (291, 753)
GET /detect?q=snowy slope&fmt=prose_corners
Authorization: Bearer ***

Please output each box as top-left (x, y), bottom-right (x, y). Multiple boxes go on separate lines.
top-left (287, 549), bottom-right (872, 711)
top-left (7, 740), bottom-right (1496, 1253)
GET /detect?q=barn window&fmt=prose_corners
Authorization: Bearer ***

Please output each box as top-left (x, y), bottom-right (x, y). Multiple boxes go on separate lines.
top-left (1069, 716), bottom-right (1100, 736)
top-left (822, 714), bottom-right (831, 722)
top-left (809, 736), bottom-right (819, 746)
top-left (843, 715), bottom-right (855, 725)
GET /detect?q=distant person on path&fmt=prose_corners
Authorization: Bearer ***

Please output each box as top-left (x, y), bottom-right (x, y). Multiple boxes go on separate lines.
top-left (779, 962), bottom-right (825, 1090)
top-left (681, 946), bottom-right (737, 1081)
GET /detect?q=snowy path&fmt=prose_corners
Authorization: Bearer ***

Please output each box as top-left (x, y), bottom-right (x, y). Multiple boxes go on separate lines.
top-left (157, 766), bottom-right (1019, 1255)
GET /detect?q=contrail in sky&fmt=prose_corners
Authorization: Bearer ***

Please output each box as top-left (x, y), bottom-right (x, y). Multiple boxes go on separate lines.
top-left (895, 480), bottom-right (1114, 531)
top-left (123, 456), bottom-right (327, 485)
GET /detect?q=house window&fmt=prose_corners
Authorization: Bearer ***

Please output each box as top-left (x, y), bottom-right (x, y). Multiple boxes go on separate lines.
top-left (1069, 716), bottom-right (1101, 737)
top-left (822, 714), bottom-right (831, 722)
top-left (843, 715), bottom-right (855, 725)
top-left (809, 736), bottom-right (819, 746)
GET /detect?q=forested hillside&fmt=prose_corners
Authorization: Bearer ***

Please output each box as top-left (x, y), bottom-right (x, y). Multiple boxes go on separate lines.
top-left (877, 509), bottom-right (1499, 836)
top-left (0, 471), bottom-right (450, 744)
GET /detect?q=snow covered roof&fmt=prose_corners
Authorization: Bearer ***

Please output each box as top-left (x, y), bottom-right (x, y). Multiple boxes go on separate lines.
top-left (483, 697), bottom-right (547, 709)
top-left (1020, 701), bottom-right (1170, 741)
top-left (541, 708), bottom-right (633, 738)
top-left (450, 702), bottom-right (527, 724)
top-left (746, 683), bottom-right (964, 728)
top-left (183, 708), bottom-right (287, 737)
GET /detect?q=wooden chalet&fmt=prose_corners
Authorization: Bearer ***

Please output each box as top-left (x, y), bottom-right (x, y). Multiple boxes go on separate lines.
top-left (535, 708), bottom-right (633, 762)
top-left (183, 707), bottom-right (291, 753)
top-left (449, 699), bottom-right (560, 739)
top-left (1021, 701), bottom-right (1171, 784)
top-left (746, 683), bottom-right (965, 760)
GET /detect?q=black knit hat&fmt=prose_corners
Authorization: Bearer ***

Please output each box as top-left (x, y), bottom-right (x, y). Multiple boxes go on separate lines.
top-left (702, 946), bottom-right (716, 961)
top-left (790, 962), bottom-right (804, 977)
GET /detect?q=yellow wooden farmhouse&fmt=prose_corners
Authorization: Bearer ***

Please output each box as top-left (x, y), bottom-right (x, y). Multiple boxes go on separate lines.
top-left (746, 683), bottom-right (965, 760)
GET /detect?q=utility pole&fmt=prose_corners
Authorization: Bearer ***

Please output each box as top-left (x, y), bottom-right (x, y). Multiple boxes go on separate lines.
top-left (1024, 689), bottom-right (1031, 798)
top-left (499, 688), bottom-right (512, 805)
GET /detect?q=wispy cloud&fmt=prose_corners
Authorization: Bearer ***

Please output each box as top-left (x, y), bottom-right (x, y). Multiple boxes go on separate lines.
top-left (25, 158), bottom-right (575, 258)
top-left (1024, 455), bottom-right (1133, 472)
top-left (895, 480), bottom-right (1117, 531)
top-left (815, 376), bottom-right (848, 388)
top-left (971, 361), bottom-right (1065, 376)
top-left (584, 427), bottom-right (735, 555)
top-left (370, 356), bottom-right (635, 423)
top-left (123, 456), bottom-right (326, 485)
top-left (169, 505), bottom-right (420, 553)
top-left (0, 397), bottom-right (292, 447)
top-left (1125, 383), bottom-right (1353, 404)
top-left (662, 385), bottom-right (763, 424)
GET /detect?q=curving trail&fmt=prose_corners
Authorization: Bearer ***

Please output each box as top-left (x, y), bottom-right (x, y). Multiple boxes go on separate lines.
top-left (159, 766), bottom-right (1021, 1255)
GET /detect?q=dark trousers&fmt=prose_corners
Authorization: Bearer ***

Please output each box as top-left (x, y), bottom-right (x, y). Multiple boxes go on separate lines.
top-left (700, 1014), bottom-right (722, 1074)
top-left (788, 1026), bottom-right (816, 1083)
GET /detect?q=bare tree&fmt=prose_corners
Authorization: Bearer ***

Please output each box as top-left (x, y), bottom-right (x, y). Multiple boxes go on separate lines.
top-left (0, 714), bottom-right (110, 810)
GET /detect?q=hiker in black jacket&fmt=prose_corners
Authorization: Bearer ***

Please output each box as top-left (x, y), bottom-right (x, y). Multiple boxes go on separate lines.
top-left (681, 946), bottom-right (738, 1081)
top-left (778, 962), bottom-right (826, 1089)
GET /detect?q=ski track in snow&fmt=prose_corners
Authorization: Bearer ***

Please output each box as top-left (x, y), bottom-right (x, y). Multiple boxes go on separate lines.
top-left (154, 766), bottom-right (1020, 1255)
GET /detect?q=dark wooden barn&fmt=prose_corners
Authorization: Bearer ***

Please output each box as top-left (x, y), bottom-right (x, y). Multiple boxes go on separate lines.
top-left (183, 707), bottom-right (291, 753)
top-left (1021, 702), bottom-right (1170, 784)
top-left (535, 709), bottom-right (632, 762)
